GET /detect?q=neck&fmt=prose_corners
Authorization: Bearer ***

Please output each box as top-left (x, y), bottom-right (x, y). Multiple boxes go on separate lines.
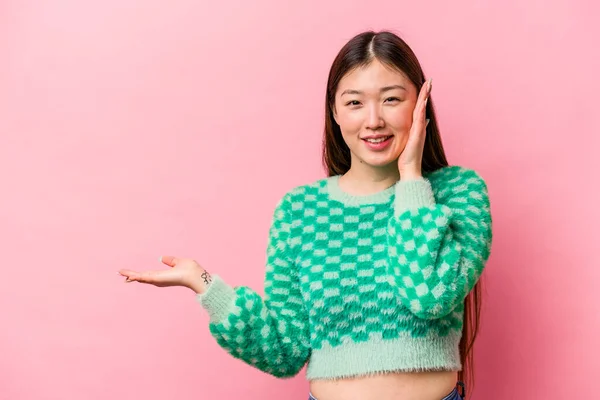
top-left (339, 163), bottom-right (400, 196)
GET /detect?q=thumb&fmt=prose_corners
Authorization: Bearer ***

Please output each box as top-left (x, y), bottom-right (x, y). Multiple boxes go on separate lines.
top-left (160, 255), bottom-right (179, 267)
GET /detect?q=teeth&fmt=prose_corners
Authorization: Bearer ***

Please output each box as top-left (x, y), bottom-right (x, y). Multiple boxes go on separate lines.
top-left (366, 137), bottom-right (389, 143)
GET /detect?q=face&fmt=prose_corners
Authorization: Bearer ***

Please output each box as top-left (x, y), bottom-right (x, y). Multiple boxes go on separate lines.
top-left (333, 59), bottom-right (418, 170)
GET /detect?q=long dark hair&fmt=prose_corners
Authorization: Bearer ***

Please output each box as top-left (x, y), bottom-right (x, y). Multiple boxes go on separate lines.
top-left (321, 30), bottom-right (482, 397)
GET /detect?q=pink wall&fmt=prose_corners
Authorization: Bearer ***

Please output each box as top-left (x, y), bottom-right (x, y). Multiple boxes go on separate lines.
top-left (1, 0), bottom-right (598, 398)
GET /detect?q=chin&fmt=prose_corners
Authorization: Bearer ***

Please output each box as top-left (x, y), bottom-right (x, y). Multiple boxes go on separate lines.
top-left (359, 155), bottom-right (398, 169)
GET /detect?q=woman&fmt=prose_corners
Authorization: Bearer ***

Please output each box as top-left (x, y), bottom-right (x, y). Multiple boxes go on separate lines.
top-left (119, 30), bottom-right (492, 400)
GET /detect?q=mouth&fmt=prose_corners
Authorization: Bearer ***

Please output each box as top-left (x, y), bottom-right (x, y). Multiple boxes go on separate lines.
top-left (361, 135), bottom-right (394, 151)
top-left (362, 135), bottom-right (393, 143)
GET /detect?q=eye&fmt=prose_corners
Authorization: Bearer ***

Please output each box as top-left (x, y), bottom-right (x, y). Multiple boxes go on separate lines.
top-left (345, 100), bottom-right (361, 106)
top-left (385, 97), bottom-right (401, 103)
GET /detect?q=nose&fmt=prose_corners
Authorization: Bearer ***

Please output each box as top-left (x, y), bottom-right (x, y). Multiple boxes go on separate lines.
top-left (365, 105), bottom-right (384, 130)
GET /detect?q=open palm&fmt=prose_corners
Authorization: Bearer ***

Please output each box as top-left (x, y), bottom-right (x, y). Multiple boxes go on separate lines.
top-left (119, 256), bottom-right (210, 294)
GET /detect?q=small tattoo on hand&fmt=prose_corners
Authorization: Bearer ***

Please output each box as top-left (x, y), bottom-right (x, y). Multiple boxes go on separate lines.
top-left (201, 271), bottom-right (212, 285)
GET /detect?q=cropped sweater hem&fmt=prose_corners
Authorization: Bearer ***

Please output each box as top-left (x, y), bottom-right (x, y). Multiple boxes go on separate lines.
top-left (306, 331), bottom-right (462, 380)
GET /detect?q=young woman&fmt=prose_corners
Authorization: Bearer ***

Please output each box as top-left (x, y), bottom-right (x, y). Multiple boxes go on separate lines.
top-left (119, 30), bottom-right (492, 400)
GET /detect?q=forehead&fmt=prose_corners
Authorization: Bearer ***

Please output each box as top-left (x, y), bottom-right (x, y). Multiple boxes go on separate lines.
top-left (337, 60), bottom-right (413, 93)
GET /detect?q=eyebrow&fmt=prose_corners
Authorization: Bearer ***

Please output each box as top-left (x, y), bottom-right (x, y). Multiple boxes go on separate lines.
top-left (340, 85), bottom-right (407, 97)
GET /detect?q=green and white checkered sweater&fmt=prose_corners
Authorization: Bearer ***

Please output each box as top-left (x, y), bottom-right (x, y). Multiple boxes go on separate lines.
top-left (197, 165), bottom-right (492, 380)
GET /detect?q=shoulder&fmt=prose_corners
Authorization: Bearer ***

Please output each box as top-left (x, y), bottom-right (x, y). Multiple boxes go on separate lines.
top-left (424, 165), bottom-right (489, 203)
top-left (425, 165), bottom-right (487, 187)
top-left (274, 176), bottom-right (330, 212)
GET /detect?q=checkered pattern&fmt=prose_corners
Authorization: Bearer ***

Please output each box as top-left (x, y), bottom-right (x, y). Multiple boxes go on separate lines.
top-left (199, 166), bottom-right (492, 378)
top-left (388, 168), bottom-right (492, 319)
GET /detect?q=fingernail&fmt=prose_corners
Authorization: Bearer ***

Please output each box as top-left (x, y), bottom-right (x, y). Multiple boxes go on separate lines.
top-left (429, 78), bottom-right (433, 91)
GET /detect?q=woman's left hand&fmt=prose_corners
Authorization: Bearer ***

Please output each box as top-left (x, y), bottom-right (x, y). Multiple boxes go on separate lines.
top-left (397, 78), bottom-right (432, 180)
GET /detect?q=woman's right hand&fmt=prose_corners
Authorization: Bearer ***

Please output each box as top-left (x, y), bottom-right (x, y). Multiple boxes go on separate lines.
top-left (118, 256), bottom-right (212, 294)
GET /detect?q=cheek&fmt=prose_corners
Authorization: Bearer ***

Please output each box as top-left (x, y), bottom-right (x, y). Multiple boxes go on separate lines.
top-left (337, 112), bottom-right (363, 135)
top-left (388, 108), bottom-right (414, 154)
top-left (387, 107), bottom-right (414, 131)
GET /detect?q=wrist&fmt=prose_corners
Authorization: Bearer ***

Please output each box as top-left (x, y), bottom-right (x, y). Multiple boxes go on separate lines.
top-left (399, 170), bottom-right (423, 181)
top-left (189, 269), bottom-right (213, 294)
top-left (394, 176), bottom-right (435, 215)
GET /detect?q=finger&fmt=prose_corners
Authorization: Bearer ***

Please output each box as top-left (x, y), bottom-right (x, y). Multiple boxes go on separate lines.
top-left (119, 269), bottom-right (136, 278)
top-left (160, 255), bottom-right (178, 267)
top-left (119, 268), bottom-right (155, 282)
top-left (127, 270), bottom-right (160, 284)
top-left (419, 78), bottom-right (432, 102)
top-left (413, 79), bottom-right (431, 120)
top-left (136, 271), bottom-right (152, 283)
top-left (119, 269), bottom-right (139, 283)
top-left (422, 79), bottom-right (431, 111)
top-left (421, 79), bottom-right (431, 123)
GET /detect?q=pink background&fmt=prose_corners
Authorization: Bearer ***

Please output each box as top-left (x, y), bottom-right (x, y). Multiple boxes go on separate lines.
top-left (1, 0), bottom-right (598, 399)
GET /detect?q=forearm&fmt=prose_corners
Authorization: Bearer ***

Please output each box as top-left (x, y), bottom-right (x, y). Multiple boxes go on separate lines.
top-left (388, 170), bottom-right (492, 319)
top-left (197, 275), bottom-right (310, 377)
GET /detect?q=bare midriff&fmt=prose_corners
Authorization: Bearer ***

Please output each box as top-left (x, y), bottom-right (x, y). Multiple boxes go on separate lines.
top-left (309, 370), bottom-right (458, 400)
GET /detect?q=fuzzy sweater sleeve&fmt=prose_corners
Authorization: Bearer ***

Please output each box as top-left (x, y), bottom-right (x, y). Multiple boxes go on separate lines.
top-left (196, 194), bottom-right (310, 377)
top-left (386, 166), bottom-right (493, 319)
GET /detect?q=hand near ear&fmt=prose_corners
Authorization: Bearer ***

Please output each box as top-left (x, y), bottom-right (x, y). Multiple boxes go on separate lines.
top-left (398, 78), bottom-right (432, 180)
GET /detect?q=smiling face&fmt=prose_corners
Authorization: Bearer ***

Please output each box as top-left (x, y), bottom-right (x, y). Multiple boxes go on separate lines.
top-left (332, 58), bottom-right (418, 171)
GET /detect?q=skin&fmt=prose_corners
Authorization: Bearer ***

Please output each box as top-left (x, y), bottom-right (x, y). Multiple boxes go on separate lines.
top-left (333, 59), bottom-right (429, 193)
top-left (119, 59), bottom-right (458, 400)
